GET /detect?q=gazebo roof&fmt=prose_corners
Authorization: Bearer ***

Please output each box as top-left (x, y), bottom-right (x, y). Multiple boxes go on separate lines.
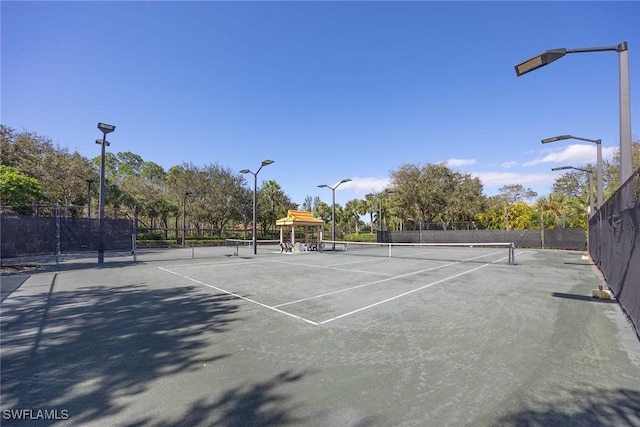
top-left (276, 210), bottom-right (324, 227)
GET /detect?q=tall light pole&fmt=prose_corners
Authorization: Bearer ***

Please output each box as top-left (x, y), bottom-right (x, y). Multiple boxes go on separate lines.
top-left (552, 166), bottom-right (595, 217)
top-left (182, 191), bottom-right (192, 248)
top-left (318, 178), bottom-right (352, 250)
top-left (96, 122), bottom-right (115, 264)
top-left (240, 159), bottom-right (274, 255)
top-left (542, 135), bottom-right (603, 208)
top-left (515, 42), bottom-right (632, 187)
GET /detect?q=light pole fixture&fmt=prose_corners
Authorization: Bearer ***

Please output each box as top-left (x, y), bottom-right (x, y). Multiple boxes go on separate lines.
top-left (240, 159), bottom-right (274, 255)
top-left (318, 178), bottom-right (352, 250)
top-left (516, 42), bottom-right (632, 187)
top-left (182, 191), bottom-right (192, 248)
top-left (542, 134), bottom-right (603, 209)
top-left (552, 166), bottom-right (595, 217)
top-left (96, 122), bottom-right (115, 264)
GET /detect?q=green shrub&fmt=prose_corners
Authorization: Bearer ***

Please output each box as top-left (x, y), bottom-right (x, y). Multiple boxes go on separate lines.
top-left (343, 233), bottom-right (376, 242)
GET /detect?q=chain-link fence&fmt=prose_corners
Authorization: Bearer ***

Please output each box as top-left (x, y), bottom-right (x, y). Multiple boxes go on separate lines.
top-left (380, 228), bottom-right (586, 250)
top-left (1, 204), bottom-right (133, 258)
top-left (589, 168), bottom-right (640, 336)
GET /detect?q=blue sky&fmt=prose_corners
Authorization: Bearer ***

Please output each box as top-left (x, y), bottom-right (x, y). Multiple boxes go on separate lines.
top-left (2, 1), bottom-right (638, 208)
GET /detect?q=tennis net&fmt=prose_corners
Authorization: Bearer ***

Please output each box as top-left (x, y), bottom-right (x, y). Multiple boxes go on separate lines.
top-left (224, 239), bottom-right (281, 252)
top-left (319, 240), bottom-right (516, 264)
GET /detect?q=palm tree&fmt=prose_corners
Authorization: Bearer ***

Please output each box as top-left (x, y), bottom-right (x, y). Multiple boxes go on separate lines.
top-left (344, 198), bottom-right (366, 234)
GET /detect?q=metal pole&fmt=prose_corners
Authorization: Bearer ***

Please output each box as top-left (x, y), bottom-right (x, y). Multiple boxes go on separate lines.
top-left (182, 195), bottom-right (186, 248)
top-left (588, 172), bottom-right (594, 218)
top-left (98, 133), bottom-right (107, 264)
top-left (596, 140), bottom-right (603, 209)
top-left (618, 43), bottom-right (632, 187)
top-left (332, 188), bottom-right (336, 250)
top-left (56, 203), bottom-right (61, 266)
top-left (379, 197), bottom-right (382, 232)
top-left (253, 172), bottom-right (258, 255)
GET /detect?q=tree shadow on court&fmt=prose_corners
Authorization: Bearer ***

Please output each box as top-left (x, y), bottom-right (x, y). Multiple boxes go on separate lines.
top-left (130, 369), bottom-right (314, 426)
top-left (1, 279), bottom-right (241, 426)
top-left (496, 387), bottom-right (640, 426)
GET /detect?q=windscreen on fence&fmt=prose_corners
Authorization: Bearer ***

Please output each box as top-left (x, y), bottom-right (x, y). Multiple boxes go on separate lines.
top-left (589, 168), bottom-right (640, 336)
top-left (384, 228), bottom-right (586, 250)
top-left (1, 213), bottom-right (133, 258)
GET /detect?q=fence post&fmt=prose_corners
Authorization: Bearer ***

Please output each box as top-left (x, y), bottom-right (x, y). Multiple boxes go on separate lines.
top-left (132, 207), bottom-right (138, 262)
top-left (56, 203), bottom-right (61, 266)
top-left (540, 212), bottom-right (544, 249)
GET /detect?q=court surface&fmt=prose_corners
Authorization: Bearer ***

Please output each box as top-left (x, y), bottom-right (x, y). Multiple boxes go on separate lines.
top-left (2, 246), bottom-right (640, 426)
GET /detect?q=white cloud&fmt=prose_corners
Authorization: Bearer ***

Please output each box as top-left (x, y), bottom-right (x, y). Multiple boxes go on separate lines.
top-left (523, 143), bottom-right (616, 167)
top-left (501, 161), bottom-right (519, 169)
top-left (445, 158), bottom-right (477, 167)
top-left (340, 176), bottom-right (391, 194)
top-left (471, 171), bottom-right (556, 191)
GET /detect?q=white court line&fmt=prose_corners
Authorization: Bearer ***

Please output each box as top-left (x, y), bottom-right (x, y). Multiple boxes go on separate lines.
top-left (158, 266), bottom-right (319, 326)
top-left (317, 252), bottom-right (517, 325)
top-left (320, 251), bottom-right (441, 268)
top-left (272, 259), bottom-right (395, 276)
top-left (273, 251), bottom-right (502, 308)
top-left (159, 259), bottom-right (273, 270)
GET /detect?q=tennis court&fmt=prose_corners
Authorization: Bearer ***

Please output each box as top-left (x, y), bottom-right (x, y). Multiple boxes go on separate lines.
top-left (2, 243), bottom-right (639, 426)
top-left (158, 242), bottom-right (517, 326)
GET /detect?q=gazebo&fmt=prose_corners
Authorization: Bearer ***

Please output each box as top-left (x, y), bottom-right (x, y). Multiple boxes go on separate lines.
top-left (275, 210), bottom-right (324, 250)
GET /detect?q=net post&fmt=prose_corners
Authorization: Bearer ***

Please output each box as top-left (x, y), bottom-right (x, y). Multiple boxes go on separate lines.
top-left (131, 233), bottom-right (137, 262)
top-left (388, 243), bottom-right (391, 257)
top-left (509, 243), bottom-right (515, 265)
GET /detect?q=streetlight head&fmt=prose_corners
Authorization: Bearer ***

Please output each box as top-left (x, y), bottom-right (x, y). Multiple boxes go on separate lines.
top-left (552, 166), bottom-right (573, 171)
top-left (261, 159), bottom-right (274, 167)
top-left (239, 169), bottom-right (250, 174)
top-left (541, 135), bottom-right (571, 144)
top-left (95, 138), bottom-right (110, 146)
top-left (97, 122), bottom-right (116, 134)
top-left (340, 178), bottom-right (352, 184)
top-left (515, 48), bottom-right (567, 76)
top-left (318, 184), bottom-right (329, 188)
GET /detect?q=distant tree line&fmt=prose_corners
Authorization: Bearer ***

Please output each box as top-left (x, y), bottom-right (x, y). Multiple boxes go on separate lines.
top-left (1, 125), bottom-right (638, 241)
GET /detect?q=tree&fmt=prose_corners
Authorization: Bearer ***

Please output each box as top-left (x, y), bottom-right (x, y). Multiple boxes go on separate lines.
top-left (1, 126), bottom-right (96, 208)
top-left (258, 179), bottom-right (295, 236)
top-left (0, 165), bottom-right (43, 212)
top-left (363, 193), bottom-right (378, 231)
top-left (389, 162), bottom-right (486, 229)
top-left (602, 139), bottom-right (640, 197)
top-left (344, 198), bottom-right (366, 234)
top-left (497, 184), bottom-right (538, 204)
top-left (301, 195), bottom-right (313, 212)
